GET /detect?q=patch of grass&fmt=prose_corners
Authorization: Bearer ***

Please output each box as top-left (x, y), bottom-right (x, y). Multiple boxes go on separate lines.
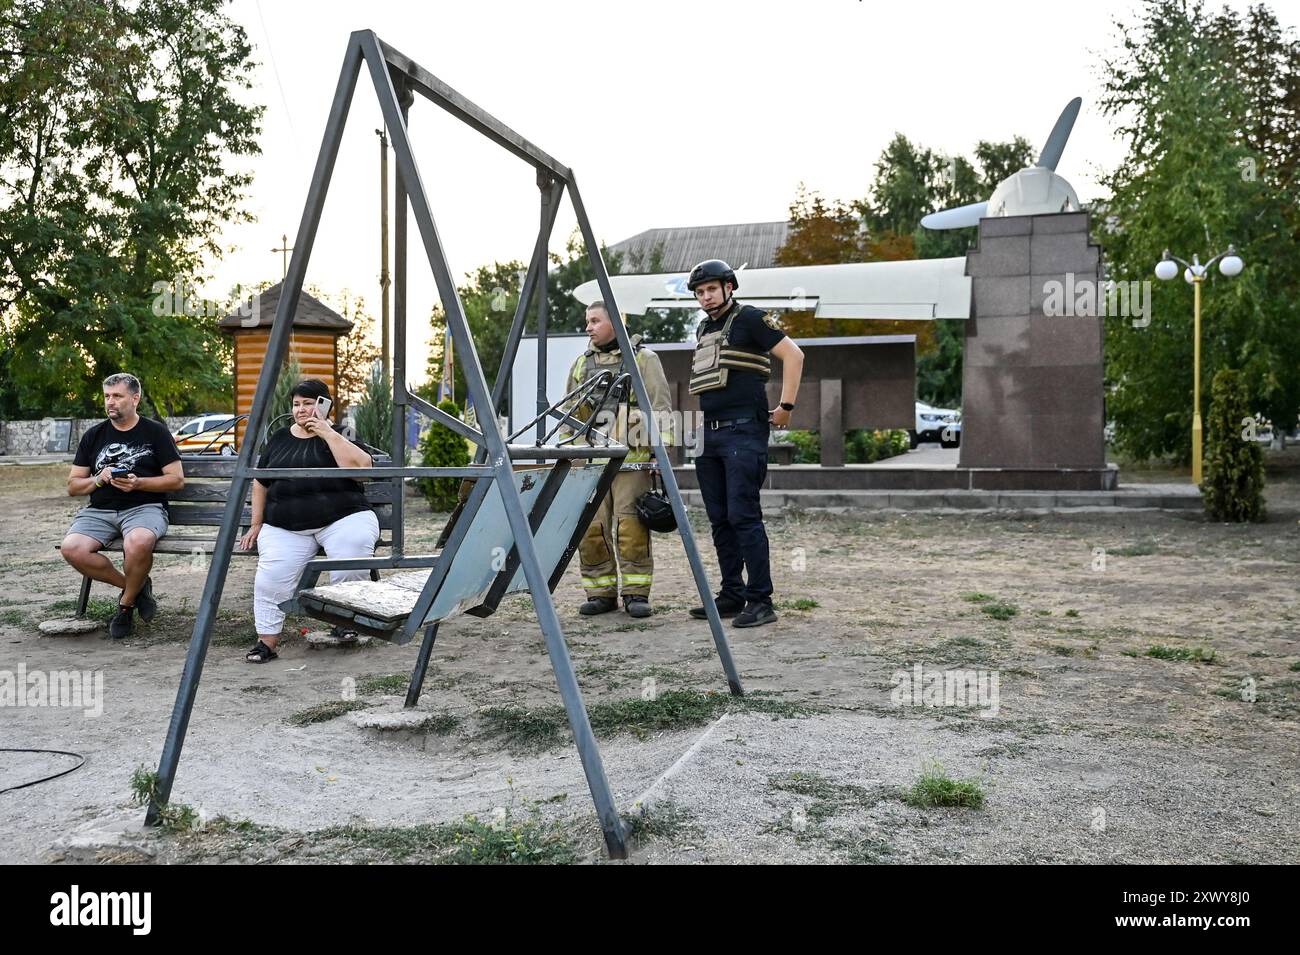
top-left (901, 761), bottom-right (985, 809)
top-left (238, 685), bottom-right (278, 695)
top-left (480, 690), bottom-right (820, 752)
top-left (767, 771), bottom-right (880, 822)
top-left (824, 832), bottom-right (895, 863)
top-left (47, 596), bottom-right (119, 621)
top-left (1140, 645), bottom-right (1218, 664)
top-left (357, 673), bottom-right (409, 696)
top-left (775, 598), bottom-right (820, 611)
top-left (980, 601), bottom-right (1019, 621)
top-left (1048, 645), bottom-right (1077, 657)
top-left (129, 766), bottom-right (198, 832)
top-left (623, 800), bottom-right (698, 844)
top-left (1290, 661), bottom-right (1300, 672)
top-left (0, 609), bottom-right (26, 626)
top-left (411, 713), bottom-right (461, 735)
top-left (961, 592), bottom-right (995, 603)
top-left (1112, 541), bottom-right (1157, 557)
top-left (479, 705), bottom-right (568, 751)
top-left (1064, 609), bottom-right (1081, 618)
top-left (285, 700), bottom-right (371, 726)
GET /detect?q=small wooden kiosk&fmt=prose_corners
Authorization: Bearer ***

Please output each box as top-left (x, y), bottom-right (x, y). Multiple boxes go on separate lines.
top-left (219, 282), bottom-right (353, 444)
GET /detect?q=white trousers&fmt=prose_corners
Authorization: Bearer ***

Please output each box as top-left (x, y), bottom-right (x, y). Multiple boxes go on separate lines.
top-left (253, 509), bottom-right (380, 635)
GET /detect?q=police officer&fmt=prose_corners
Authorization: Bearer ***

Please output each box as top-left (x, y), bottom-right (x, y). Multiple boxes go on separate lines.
top-left (686, 260), bottom-right (804, 627)
top-left (565, 300), bottom-right (673, 619)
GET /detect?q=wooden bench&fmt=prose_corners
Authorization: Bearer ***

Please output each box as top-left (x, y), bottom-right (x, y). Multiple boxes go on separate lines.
top-left (58, 455), bottom-right (394, 617)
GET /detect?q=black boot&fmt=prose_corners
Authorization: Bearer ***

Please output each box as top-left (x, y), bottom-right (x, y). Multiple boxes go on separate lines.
top-left (690, 594), bottom-right (746, 619)
top-left (109, 603), bottom-right (135, 639)
top-left (134, 576), bottom-right (157, 623)
top-left (623, 595), bottom-right (652, 619)
top-left (579, 595), bottom-right (618, 616)
top-left (732, 602), bottom-right (778, 628)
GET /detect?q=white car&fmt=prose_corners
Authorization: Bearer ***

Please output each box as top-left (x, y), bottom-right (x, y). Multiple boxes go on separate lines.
top-left (912, 401), bottom-right (961, 448)
top-left (173, 413), bottom-right (239, 455)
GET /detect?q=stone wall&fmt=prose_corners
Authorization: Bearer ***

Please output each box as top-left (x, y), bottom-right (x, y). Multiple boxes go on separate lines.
top-left (0, 416), bottom-right (191, 457)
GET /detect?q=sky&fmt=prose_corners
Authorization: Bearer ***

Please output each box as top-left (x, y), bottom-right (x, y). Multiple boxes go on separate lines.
top-left (206, 0), bottom-right (1294, 384)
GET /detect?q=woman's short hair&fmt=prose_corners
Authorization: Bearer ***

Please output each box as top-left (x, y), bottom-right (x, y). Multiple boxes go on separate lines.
top-left (290, 379), bottom-right (331, 402)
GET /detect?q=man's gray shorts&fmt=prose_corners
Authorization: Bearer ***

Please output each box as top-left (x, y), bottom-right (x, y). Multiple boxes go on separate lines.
top-left (68, 504), bottom-right (169, 547)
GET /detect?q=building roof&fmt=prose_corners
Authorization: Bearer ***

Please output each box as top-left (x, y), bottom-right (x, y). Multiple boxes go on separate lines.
top-left (218, 282), bottom-right (354, 332)
top-left (608, 221), bottom-right (791, 274)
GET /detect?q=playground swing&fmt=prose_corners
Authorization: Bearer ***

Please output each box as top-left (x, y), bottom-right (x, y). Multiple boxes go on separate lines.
top-left (145, 30), bottom-right (743, 859)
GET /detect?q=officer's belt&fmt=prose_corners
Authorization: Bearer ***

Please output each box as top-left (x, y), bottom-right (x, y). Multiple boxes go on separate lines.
top-left (705, 414), bottom-right (765, 430)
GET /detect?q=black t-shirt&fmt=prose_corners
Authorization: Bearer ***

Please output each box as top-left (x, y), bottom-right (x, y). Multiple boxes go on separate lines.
top-left (256, 427), bottom-right (371, 531)
top-left (697, 302), bottom-right (787, 420)
top-left (74, 417), bottom-right (181, 509)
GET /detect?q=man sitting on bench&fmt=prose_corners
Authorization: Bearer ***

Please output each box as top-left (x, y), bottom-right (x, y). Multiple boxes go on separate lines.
top-left (62, 373), bottom-right (185, 639)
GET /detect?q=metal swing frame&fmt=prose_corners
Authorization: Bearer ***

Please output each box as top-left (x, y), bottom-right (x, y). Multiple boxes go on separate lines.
top-left (145, 29), bottom-right (743, 859)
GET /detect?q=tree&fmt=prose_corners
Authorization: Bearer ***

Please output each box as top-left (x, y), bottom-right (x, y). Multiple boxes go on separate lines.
top-left (1097, 0), bottom-right (1300, 462)
top-left (321, 289), bottom-right (381, 413)
top-left (771, 134), bottom-right (1034, 408)
top-left (416, 398), bottom-right (470, 512)
top-left (1202, 368), bottom-right (1265, 521)
top-left (0, 0), bottom-right (261, 417)
top-left (545, 227), bottom-right (690, 343)
top-left (774, 184), bottom-right (940, 365)
top-left (353, 362), bottom-right (393, 453)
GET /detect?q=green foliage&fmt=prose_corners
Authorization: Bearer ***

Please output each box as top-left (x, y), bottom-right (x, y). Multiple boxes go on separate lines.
top-left (353, 362), bottom-right (393, 452)
top-left (783, 429), bottom-right (820, 464)
top-left (416, 399), bottom-right (470, 512)
top-left (1202, 368), bottom-right (1266, 521)
top-left (769, 425), bottom-right (906, 466)
top-left (285, 700), bottom-right (370, 727)
top-left (773, 137), bottom-right (1031, 407)
top-left (0, 0), bottom-right (261, 417)
top-left (129, 765), bottom-right (198, 831)
top-left (902, 761), bottom-right (986, 809)
top-left (1097, 1), bottom-right (1300, 462)
top-left (846, 428), bottom-right (910, 463)
top-left (263, 358), bottom-right (302, 448)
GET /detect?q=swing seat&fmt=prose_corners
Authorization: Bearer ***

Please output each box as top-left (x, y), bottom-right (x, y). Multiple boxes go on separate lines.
top-left (294, 461), bottom-right (611, 643)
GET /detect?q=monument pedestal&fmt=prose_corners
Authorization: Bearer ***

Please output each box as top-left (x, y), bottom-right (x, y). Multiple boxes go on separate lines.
top-left (958, 212), bottom-right (1110, 488)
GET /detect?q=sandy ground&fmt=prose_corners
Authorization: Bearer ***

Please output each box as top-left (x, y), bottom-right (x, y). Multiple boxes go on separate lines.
top-left (0, 457), bottom-right (1297, 864)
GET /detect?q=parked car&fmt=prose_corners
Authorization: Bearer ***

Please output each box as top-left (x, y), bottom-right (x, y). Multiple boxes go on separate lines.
top-left (912, 401), bottom-right (961, 448)
top-left (173, 414), bottom-right (239, 455)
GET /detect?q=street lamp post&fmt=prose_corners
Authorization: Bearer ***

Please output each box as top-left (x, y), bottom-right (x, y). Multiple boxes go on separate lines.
top-left (1154, 245), bottom-right (1244, 485)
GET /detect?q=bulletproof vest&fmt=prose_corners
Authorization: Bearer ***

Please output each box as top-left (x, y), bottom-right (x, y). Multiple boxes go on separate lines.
top-left (688, 304), bottom-right (772, 395)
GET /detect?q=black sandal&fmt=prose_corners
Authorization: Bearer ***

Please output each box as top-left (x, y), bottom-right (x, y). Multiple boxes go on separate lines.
top-left (245, 640), bottom-right (278, 664)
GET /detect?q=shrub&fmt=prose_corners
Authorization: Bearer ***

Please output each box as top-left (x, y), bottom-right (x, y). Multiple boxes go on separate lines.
top-left (1202, 368), bottom-right (1265, 522)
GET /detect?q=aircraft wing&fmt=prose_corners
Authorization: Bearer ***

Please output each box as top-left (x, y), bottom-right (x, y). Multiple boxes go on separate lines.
top-left (572, 257), bottom-right (971, 320)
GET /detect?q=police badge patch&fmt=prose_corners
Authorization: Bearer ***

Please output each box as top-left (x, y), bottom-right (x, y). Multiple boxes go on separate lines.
top-left (761, 312), bottom-right (783, 331)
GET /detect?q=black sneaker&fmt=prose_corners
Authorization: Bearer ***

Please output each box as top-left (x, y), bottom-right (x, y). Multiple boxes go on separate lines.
top-left (109, 604), bottom-right (135, 639)
top-left (135, 576), bottom-right (157, 623)
top-left (690, 595), bottom-right (745, 619)
top-left (732, 602), bottom-right (778, 628)
top-left (623, 595), bottom-right (652, 619)
top-left (579, 596), bottom-right (618, 616)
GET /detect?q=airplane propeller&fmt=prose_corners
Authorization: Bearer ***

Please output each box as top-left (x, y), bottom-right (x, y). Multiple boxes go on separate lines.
top-left (920, 97), bottom-right (1082, 230)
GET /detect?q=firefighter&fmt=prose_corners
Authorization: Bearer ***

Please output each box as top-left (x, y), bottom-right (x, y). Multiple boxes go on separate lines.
top-left (565, 300), bottom-right (673, 618)
top-left (685, 259), bottom-right (804, 628)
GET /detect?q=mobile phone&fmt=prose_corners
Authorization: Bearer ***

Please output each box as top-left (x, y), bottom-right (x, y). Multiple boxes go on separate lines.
top-left (111, 466), bottom-right (131, 477)
top-left (314, 396), bottom-right (332, 420)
